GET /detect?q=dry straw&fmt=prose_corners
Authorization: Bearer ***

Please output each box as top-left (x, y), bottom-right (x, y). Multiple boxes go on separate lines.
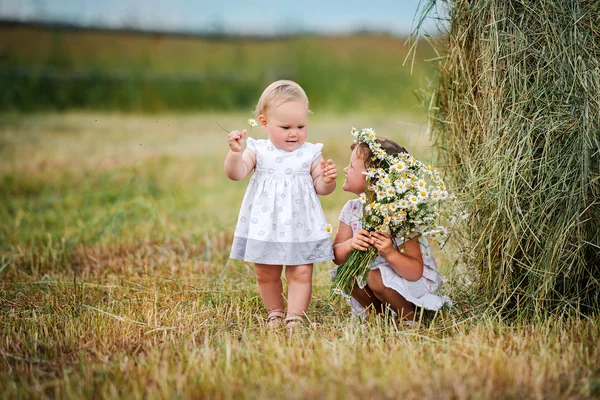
top-left (420, 0), bottom-right (600, 316)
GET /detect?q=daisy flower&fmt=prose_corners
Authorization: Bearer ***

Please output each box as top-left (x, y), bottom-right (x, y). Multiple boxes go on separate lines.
top-left (414, 179), bottom-right (427, 190)
top-left (391, 161), bottom-right (407, 174)
top-left (394, 180), bottom-right (407, 193)
top-left (397, 199), bottom-right (409, 208)
top-left (430, 190), bottom-right (442, 202)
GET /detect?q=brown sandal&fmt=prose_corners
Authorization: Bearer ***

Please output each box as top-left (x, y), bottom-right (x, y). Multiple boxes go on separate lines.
top-left (266, 310), bottom-right (285, 329)
top-left (284, 314), bottom-right (305, 331)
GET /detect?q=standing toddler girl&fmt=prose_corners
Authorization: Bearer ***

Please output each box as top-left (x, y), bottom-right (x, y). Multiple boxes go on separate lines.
top-left (225, 80), bottom-right (338, 328)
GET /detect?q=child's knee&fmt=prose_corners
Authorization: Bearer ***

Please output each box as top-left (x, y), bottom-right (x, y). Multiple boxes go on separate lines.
top-left (285, 264), bottom-right (313, 282)
top-left (255, 265), bottom-right (283, 283)
top-left (366, 270), bottom-right (385, 295)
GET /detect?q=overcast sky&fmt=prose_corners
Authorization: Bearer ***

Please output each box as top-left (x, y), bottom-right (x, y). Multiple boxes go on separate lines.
top-left (0, 0), bottom-right (443, 36)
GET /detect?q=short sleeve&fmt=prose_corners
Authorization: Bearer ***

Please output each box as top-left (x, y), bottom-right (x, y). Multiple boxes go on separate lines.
top-left (338, 199), bottom-right (359, 225)
top-left (311, 142), bottom-right (324, 162)
top-left (246, 137), bottom-right (257, 154)
top-left (392, 232), bottom-right (420, 249)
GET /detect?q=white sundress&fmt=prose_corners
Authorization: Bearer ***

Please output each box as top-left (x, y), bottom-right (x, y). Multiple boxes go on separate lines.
top-left (229, 137), bottom-right (334, 265)
top-left (333, 199), bottom-right (452, 316)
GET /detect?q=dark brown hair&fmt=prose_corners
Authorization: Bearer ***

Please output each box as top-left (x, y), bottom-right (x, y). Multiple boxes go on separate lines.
top-left (351, 137), bottom-right (408, 170)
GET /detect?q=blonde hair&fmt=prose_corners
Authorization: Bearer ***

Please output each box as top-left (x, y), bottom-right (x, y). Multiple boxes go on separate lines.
top-left (253, 80), bottom-right (309, 118)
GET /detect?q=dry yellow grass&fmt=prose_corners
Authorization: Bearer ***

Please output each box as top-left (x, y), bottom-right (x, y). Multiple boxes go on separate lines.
top-left (1, 113), bottom-right (599, 399)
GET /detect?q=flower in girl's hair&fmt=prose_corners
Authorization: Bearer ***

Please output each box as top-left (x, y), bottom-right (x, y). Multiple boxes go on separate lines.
top-left (324, 223), bottom-right (333, 233)
top-left (247, 118), bottom-right (258, 127)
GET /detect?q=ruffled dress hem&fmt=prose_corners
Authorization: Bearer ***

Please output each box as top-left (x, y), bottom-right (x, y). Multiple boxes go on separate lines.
top-left (231, 236), bottom-right (334, 265)
top-left (332, 265), bottom-right (452, 317)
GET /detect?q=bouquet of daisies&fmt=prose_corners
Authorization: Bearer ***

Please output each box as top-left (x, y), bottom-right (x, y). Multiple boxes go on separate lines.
top-left (332, 127), bottom-right (464, 297)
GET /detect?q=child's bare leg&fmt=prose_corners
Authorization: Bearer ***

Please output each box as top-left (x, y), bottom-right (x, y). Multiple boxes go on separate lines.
top-left (255, 264), bottom-right (285, 312)
top-left (351, 283), bottom-right (384, 314)
top-left (366, 269), bottom-right (415, 320)
top-left (284, 264), bottom-right (313, 315)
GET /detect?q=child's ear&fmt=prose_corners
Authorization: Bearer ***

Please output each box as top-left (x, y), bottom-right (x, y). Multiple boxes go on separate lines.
top-left (258, 115), bottom-right (267, 129)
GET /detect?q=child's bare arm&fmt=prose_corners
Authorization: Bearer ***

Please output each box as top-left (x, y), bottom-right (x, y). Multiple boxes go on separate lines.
top-left (333, 223), bottom-right (373, 265)
top-left (224, 129), bottom-right (256, 180)
top-left (371, 232), bottom-right (424, 281)
top-left (311, 156), bottom-right (337, 195)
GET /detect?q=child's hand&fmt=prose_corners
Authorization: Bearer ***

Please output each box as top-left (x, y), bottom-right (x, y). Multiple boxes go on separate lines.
top-left (228, 129), bottom-right (247, 153)
top-left (351, 229), bottom-right (373, 251)
top-left (320, 159), bottom-right (338, 184)
top-left (371, 231), bottom-right (395, 258)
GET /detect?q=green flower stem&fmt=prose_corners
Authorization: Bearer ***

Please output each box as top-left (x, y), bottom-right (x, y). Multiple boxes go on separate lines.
top-left (332, 247), bottom-right (378, 297)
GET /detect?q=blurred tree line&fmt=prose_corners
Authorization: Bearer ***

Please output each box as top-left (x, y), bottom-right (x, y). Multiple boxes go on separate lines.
top-left (0, 23), bottom-right (437, 113)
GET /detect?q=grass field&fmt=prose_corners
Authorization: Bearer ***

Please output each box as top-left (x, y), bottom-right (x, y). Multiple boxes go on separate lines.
top-left (1, 113), bottom-right (599, 399)
top-left (0, 24), bottom-right (436, 112)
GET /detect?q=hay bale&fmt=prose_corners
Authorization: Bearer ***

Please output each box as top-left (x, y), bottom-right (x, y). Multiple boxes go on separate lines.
top-left (426, 0), bottom-right (600, 316)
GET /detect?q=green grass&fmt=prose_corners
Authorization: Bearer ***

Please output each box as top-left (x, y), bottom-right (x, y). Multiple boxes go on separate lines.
top-left (1, 113), bottom-right (599, 399)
